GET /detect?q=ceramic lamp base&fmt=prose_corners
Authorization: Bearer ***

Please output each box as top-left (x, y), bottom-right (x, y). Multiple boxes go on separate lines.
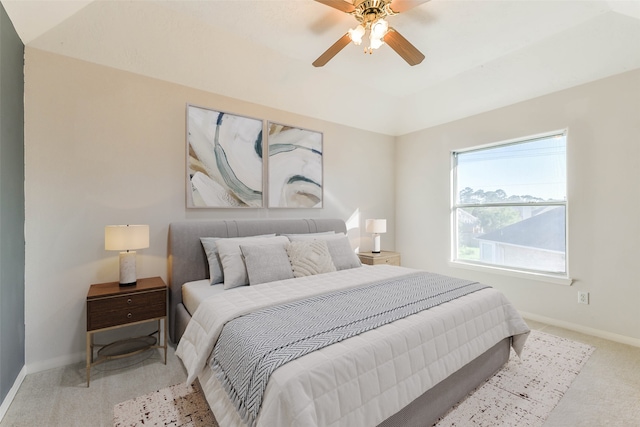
top-left (119, 251), bottom-right (137, 286)
top-left (372, 234), bottom-right (381, 254)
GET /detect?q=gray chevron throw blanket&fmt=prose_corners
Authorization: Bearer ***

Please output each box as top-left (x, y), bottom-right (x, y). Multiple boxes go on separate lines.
top-left (210, 272), bottom-right (489, 427)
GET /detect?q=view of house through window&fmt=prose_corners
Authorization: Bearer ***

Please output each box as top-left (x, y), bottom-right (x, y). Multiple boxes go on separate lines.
top-left (452, 132), bottom-right (567, 275)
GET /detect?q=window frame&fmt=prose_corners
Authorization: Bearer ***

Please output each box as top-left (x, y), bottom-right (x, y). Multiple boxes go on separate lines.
top-left (450, 130), bottom-right (571, 285)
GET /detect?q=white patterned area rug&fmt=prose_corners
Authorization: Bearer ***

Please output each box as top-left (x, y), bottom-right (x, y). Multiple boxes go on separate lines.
top-left (114, 381), bottom-right (217, 427)
top-left (113, 330), bottom-right (594, 427)
top-left (436, 329), bottom-right (595, 426)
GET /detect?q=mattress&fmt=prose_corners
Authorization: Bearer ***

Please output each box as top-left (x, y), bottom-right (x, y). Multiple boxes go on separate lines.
top-left (176, 265), bottom-right (529, 427)
top-left (182, 279), bottom-right (225, 315)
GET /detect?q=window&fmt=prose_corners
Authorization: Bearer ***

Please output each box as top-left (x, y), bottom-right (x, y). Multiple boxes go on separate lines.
top-left (452, 132), bottom-right (567, 276)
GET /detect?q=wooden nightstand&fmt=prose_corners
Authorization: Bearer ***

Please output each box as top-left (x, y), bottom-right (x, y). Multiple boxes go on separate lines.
top-left (358, 251), bottom-right (401, 266)
top-left (86, 276), bottom-right (167, 386)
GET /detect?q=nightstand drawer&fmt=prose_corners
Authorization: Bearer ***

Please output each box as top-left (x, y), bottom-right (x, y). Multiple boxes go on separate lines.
top-left (379, 256), bottom-right (400, 266)
top-left (361, 257), bottom-right (400, 266)
top-left (87, 289), bottom-right (166, 331)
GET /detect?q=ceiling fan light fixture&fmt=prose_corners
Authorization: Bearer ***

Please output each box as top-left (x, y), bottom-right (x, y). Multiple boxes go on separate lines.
top-left (369, 35), bottom-right (384, 50)
top-left (370, 18), bottom-right (389, 39)
top-left (348, 24), bottom-right (366, 45)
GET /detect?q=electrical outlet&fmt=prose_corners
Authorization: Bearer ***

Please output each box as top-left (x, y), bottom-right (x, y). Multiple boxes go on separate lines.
top-left (578, 291), bottom-right (589, 305)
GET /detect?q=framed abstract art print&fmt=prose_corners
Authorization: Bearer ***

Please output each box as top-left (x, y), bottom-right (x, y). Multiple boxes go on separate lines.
top-left (267, 122), bottom-right (323, 208)
top-left (186, 104), bottom-right (264, 208)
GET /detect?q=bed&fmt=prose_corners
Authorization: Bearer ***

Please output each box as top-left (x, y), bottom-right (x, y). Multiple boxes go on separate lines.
top-left (169, 218), bottom-right (530, 427)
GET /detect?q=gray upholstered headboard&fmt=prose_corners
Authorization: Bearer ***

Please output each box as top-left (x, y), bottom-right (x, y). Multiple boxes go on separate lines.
top-left (167, 218), bottom-right (347, 343)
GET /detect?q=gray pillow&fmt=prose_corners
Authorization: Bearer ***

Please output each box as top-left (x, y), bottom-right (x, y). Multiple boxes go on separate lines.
top-left (240, 243), bottom-right (294, 285)
top-left (286, 240), bottom-right (337, 278)
top-left (326, 237), bottom-right (362, 270)
top-left (217, 236), bottom-right (288, 289)
top-left (200, 237), bottom-right (223, 284)
top-left (201, 234), bottom-right (275, 285)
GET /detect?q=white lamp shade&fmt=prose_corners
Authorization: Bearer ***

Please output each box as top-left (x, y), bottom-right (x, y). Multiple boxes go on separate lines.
top-left (348, 24), bottom-right (365, 45)
top-left (369, 37), bottom-right (384, 50)
top-left (371, 18), bottom-right (389, 39)
top-left (105, 225), bottom-right (149, 251)
top-left (365, 219), bottom-right (387, 234)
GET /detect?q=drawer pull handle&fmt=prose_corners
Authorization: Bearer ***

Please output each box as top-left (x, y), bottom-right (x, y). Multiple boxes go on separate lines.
top-left (127, 313), bottom-right (132, 319)
top-left (127, 298), bottom-right (132, 304)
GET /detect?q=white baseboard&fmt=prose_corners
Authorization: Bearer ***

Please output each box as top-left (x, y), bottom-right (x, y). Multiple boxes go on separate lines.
top-left (520, 311), bottom-right (640, 348)
top-left (0, 365), bottom-right (26, 423)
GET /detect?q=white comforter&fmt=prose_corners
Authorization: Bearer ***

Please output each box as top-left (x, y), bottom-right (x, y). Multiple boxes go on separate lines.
top-left (176, 265), bottom-right (530, 427)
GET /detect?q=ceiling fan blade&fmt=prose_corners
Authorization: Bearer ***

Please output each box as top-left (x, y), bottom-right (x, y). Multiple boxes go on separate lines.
top-left (314, 0), bottom-right (356, 14)
top-left (384, 28), bottom-right (425, 66)
top-left (388, 0), bottom-right (430, 14)
top-left (313, 33), bottom-right (352, 67)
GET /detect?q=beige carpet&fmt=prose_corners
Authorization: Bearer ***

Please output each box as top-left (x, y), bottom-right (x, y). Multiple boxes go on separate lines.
top-left (113, 330), bottom-right (594, 427)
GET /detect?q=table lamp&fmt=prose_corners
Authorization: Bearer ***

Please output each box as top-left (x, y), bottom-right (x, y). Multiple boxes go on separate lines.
top-left (365, 219), bottom-right (386, 254)
top-left (105, 224), bottom-right (149, 286)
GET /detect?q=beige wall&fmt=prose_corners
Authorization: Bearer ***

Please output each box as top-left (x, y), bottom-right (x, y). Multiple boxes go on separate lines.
top-left (396, 69), bottom-right (640, 344)
top-left (24, 48), bottom-right (396, 371)
top-left (23, 47), bottom-right (640, 372)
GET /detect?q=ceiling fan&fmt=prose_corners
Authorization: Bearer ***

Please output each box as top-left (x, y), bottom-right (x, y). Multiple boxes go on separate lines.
top-left (313, 0), bottom-right (428, 67)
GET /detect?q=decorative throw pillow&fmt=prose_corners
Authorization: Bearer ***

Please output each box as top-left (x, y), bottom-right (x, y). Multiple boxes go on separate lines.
top-left (286, 240), bottom-right (337, 278)
top-left (217, 236), bottom-right (288, 289)
top-left (201, 234), bottom-right (275, 285)
top-left (240, 243), bottom-right (294, 285)
top-left (326, 237), bottom-right (362, 270)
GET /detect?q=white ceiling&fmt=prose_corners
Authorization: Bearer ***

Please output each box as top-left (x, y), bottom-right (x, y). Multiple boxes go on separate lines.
top-left (3, 0), bottom-right (640, 135)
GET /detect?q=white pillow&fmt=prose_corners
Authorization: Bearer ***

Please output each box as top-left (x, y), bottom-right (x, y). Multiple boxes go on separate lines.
top-left (217, 236), bottom-right (289, 289)
top-left (286, 240), bottom-right (337, 278)
top-left (240, 243), bottom-right (294, 285)
top-left (201, 234), bottom-right (274, 285)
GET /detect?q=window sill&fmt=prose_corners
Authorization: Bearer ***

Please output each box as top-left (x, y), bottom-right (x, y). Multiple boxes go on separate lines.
top-left (449, 260), bottom-right (573, 286)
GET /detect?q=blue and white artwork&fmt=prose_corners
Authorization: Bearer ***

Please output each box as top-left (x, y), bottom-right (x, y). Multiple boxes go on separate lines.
top-left (187, 105), bottom-right (263, 208)
top-left (268, 122), bottom-right (323, 208)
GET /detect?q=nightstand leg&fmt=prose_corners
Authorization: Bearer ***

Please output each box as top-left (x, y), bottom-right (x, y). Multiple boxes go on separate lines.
top-left (162, 318), bottom-right (167, 364)
top-left (86, 331), bottom-right (91, 387)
